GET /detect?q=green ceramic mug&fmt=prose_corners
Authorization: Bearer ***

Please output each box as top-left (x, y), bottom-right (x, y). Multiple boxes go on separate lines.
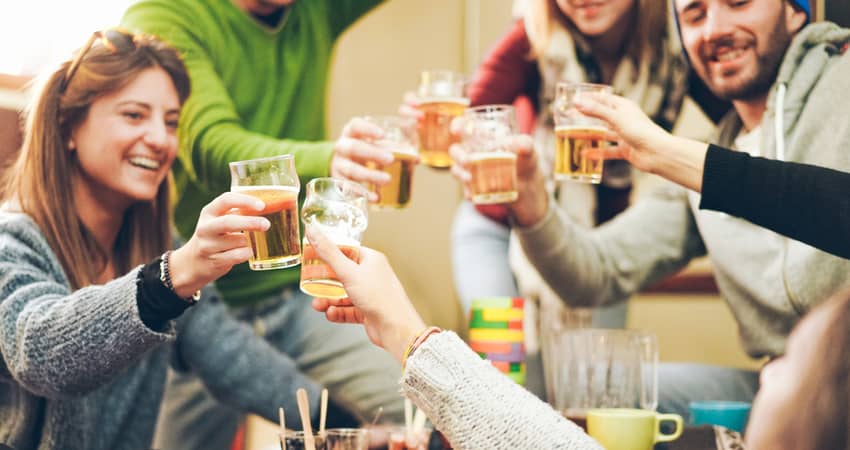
top-left (587, 408), bottom-right (683, 450)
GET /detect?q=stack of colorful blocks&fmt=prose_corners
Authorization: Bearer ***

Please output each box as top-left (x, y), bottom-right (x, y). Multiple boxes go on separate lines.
top-left (468, 297), bottom-right (525, 384)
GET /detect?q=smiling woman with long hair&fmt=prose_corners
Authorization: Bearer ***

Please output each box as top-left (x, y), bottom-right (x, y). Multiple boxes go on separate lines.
top-left (0, 30), bottom-right (320, 450)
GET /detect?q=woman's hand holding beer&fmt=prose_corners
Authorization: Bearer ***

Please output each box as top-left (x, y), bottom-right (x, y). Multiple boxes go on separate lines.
top-left (574, 93), bottom-right (708, 192)
top-left (168, 192), bottom-right (270, 299)
top-left (448, 120), bottom-right (549, 227)
top-left (331, 117), bottom-right (395, 201)
top-left (305, 226), bottom-right (427, 362)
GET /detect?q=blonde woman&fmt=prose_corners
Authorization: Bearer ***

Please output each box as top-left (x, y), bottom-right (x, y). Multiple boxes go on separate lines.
top-left (447, 0), bottom-right (689, 399)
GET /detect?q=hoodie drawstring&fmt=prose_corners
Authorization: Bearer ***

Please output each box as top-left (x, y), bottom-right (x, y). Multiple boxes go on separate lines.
top-left (775, 83), bottom-right (787, 161)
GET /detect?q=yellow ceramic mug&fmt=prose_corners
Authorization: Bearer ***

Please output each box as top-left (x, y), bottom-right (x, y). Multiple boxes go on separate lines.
top-left (587, 408), bottom-right (683, 450)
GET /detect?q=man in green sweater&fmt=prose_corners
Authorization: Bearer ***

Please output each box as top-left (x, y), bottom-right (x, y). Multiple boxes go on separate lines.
top-left (121, 1), bottom-right (402, 449)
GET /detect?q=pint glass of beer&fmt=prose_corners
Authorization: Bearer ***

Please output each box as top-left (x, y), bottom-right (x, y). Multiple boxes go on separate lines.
top-left (552, 82), bottom-right (613, 183)
top-left (229, 155), bottom-right (301, 271)
top-left (416, 70), bottom-right (470, 169)
top-left (461, 105), bottom-right (519, 204)
top-left (300, 178), bottom-right (369, 299)
top-left (362, 115), bottom-right (419, 210)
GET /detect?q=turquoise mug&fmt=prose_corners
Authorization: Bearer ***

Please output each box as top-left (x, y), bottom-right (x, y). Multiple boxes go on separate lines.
top-left (689, 401), bottom-right (751, 433)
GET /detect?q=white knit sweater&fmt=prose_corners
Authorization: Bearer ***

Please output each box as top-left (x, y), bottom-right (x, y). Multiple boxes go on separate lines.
top-left (401, 331), bottom-right (603, 449)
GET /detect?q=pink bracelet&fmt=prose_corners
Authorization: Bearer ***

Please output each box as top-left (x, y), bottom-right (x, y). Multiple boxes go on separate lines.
top-left (402, 326), bottom-right (442, 370)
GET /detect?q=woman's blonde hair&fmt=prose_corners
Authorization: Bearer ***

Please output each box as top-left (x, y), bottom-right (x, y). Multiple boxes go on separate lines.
top-left (2, 32), bottom-right (190, 290)
top-left (526, 0), bottom-right (669, 65)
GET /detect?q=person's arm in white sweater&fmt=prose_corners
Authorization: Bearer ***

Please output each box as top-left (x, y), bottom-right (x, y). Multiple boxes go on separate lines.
top-left (403, 331), bottom-right (602, 449)
top-left (302, 226), bottom-right (603, 450)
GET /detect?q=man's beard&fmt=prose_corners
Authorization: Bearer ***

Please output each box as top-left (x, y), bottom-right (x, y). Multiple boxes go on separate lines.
top-left (709, 18), bottom-right (794, 101)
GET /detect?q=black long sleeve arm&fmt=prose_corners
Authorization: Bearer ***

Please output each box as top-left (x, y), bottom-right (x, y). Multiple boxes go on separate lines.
top-left (700, 144), bottom-right (850, 259)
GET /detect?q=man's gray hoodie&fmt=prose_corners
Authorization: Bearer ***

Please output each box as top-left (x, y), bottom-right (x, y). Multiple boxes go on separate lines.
top-left (517, 22), bottom-right (850, 359)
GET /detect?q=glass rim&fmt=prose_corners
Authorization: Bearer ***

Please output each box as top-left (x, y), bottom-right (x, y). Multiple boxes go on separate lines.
top-left (305, 177), bottom-right (370, 198)
top-left (324, 427), bottom-right (371, 436)
top-left (419, 68), bottom-right (468, 80)
top-left (278, 430), bottom-right (325, 438)
top-left (228, 153), bottom-right (294, 168)
top-left (560, 328), bottom-right (657, 338)
top-left (360, 114), bottom-right (417, 126)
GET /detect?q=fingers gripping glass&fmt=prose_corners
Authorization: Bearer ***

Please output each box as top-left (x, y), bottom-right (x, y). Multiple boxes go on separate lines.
top-left (60, 28), bottom-right (138, 93)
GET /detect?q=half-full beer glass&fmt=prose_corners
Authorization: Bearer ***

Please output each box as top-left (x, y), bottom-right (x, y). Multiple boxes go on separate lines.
top-left (416, 70), bottom-right (469, 169)
top-left (300, 178), bottom-right (369, 299)
top-left (363, 115), bottom-right (419, 210)
top-left (552, 82), bottom-right (613, 183)
top-left (229, 154), bottom-right (301, 270)
top-left (461, 105), bottom-right (519, 204)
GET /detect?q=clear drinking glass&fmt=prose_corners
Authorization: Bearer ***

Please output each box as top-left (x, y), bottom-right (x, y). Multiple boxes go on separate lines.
top-left (324, 428), bottom-right (370, 450)
top-left (461, 104), bottom-right (519, 205)
top-left (362, 115), bottom-right (419, 210)
top-left (416, 70), bottom-right (469, 169)
top-left (279, 430), bottom-right (327, 450)
top-left (547, 329), bottom-right (658, 430)
top-left (229, 154), bottom-right (301, 270)
top-left (300, 178), bottom-right (369, 299)
top-left (552, 82), bottom-right (614, 183)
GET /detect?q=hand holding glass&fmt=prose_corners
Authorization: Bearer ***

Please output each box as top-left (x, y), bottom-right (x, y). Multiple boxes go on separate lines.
top-left (461, 105), bottom-right (519, 204)
top-left (300, 178), bottom-right (369, 300)
top-left (553, 82), bottom-right (613, 183)
top-left (362, 115), bottom-right (419, 210)
top-left (229, 155), bottom-right (301, 271)
top-left (416, 70), bottom-right (469, 169)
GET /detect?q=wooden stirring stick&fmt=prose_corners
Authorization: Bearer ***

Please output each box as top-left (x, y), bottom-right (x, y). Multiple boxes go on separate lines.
top-left (319, 388), bottom-right (328, 435)
top-left (296, 388), bottom-right (316, 450)
top-left (278, 406), bottom-right (286, 436)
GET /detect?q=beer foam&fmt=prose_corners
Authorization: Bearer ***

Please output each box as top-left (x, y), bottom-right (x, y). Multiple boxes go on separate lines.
top-left (393, 146), bottom-right (419, 158)
top-left (231, 185), bottom-right (299, 194)
top-left (419, 97), bottom-right (470, 106)
top-left (554, 125), bottom-right (609, 133)
top-left (469, 151), bottom-right (517, 161)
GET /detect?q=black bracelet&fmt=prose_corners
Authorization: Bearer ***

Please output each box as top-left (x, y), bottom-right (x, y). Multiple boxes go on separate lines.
top-left (160, 250), bottom-right (200, 304)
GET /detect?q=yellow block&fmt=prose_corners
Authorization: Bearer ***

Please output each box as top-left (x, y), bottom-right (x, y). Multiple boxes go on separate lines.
top-left (481, 308), bottom-right (524, 322)
top-left (469, 328), bottom-right (524, 343)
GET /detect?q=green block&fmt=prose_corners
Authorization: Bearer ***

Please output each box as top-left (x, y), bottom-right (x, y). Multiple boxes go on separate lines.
top-left (507, 372), bottom-right (526, 385)
top-left (469, 311), bottom-right (509, 329)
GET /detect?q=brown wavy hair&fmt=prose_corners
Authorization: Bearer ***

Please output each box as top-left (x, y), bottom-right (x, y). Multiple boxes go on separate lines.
top-left (2, 32), bottom-right (190, 290)
top-left (526, 0), bottom-right (670, 66)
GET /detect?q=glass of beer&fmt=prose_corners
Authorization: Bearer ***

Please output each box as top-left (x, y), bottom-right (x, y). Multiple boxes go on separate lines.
top-left (461, 105), bottom-right (519, 204)
top-left (416, 70), bottom-right (470, 169)
top-left (552, 82), bottom-right (613, 183)
top-left (362, 115), bottom-right (419, 210)
top-left (229, 154), bottom-right (301, 271)
top-left (300, 178), bottom-right (369, 299)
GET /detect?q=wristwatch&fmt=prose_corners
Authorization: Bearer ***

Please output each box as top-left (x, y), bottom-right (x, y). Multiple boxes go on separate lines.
top-left (159, 250), bottom-right (201, 304)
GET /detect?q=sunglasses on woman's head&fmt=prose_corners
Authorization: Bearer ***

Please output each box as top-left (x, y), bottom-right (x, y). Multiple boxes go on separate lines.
top-left (59, 28), bottom-right (138, 93)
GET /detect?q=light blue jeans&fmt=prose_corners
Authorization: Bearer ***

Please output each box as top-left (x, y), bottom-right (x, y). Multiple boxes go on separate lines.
top-left (451, 202), bottom-right (628, 399)
top-left (152, 288), bottom-right (404, 450)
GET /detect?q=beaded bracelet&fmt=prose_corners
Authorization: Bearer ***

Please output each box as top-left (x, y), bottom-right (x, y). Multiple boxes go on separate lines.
top-left (402, 326), bottom-right (442, 370)
top-left (159, 250), bottom-right (200, 304)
